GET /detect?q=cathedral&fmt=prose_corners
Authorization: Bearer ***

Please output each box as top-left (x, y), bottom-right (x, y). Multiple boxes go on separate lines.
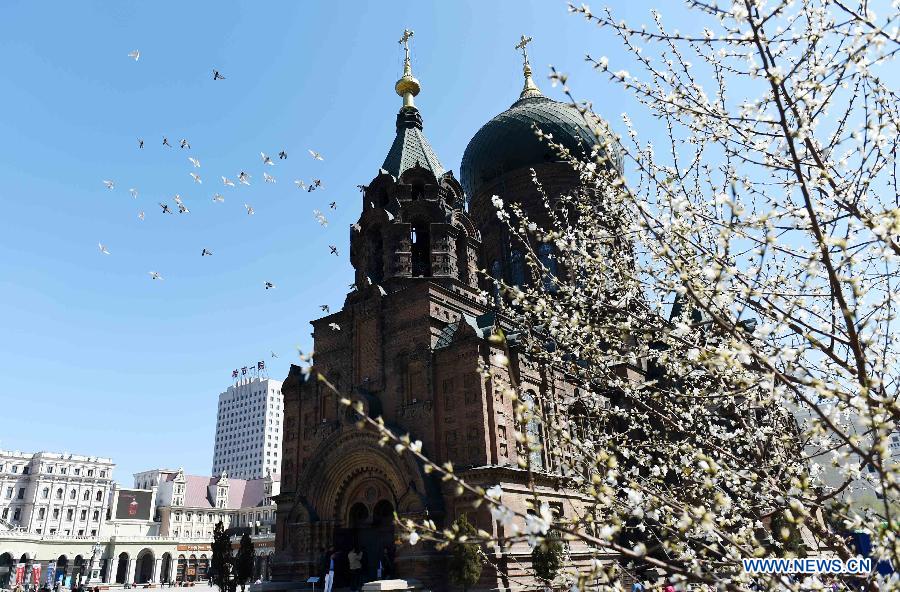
top-left (272, 33), bottom-right (628, 591)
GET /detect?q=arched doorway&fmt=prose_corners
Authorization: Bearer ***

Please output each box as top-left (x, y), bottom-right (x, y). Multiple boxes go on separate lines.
top-left (187, 554), bottom-right (197, 582)
top-left (160, 553), bottom-right (172, 584)
top-left (72, 555), bottom-right (84, 585)
top-left (198, 555), bottom-right (208, 582)
top-left (19, 554), bottom-right (33, 586)
top-left (0, 553), bottom-right (13, 588)
top-left (114, 552), bottom-right (129, 584)
top-left (136, 550), bottom-right (154, 584)
top-left (176, 555), bottom-right (186, 583)
top-left (56, 556), bottom-right (68, 585)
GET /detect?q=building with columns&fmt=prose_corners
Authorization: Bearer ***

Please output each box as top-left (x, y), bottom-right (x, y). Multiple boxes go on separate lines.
top-left (0, 451), bottom-right (114, 537)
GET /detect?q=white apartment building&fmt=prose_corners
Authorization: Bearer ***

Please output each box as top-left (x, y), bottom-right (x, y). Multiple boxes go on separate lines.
top-left (211, 377), bottom-right (284, 480)
top-left (0, 451), bottom-right (114, 537)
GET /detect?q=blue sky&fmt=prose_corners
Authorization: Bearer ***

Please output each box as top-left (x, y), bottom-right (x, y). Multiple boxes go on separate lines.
top-left (0, 1), bottom-right (670, 483)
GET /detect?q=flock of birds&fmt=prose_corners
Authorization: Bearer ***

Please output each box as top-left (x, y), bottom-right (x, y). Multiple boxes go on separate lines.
top-left (98, 54), bottom-right (348, 341)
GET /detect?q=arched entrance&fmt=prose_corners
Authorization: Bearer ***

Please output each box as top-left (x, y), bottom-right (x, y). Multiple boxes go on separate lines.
top-left (72, 555), bottom-right (84, 585)
top-left (187, 554), bottom-right (197, 582)
top-left (0, 553), bottom-right (13, 588)
top-left (56, 556), bottom-right (68, 585)
top-left (176, 555), bottom-right (186, 583)
top-left (136, 550), bottom-right (154, 584)
top-left (198, 555), bottom-right (208, 581)
top-left (115, 552), bottom-right (129, 584)
top-left (335, 494), bottom-right (396, 583)
top-left (160, 553), bottom-right (172, 584)
top-left (19, 554), bottom-right (33, 586)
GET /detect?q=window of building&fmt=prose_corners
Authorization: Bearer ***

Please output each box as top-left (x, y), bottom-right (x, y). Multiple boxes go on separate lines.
top-left (78, 529), bottom-right (84, 536)
top-left (74, 468), bottom-right (81, 476)
top-left (12, 466), bottom-right (18, 474)
top-left (36, 528), bottom-right (42, 534)
top-left (60, 467), bottom-right (66, 474)
top-left (69, 489), bottom-right (76, 500)
top-left (42, 487), bottom-right (49, 499)
top-left (80, 509), bottom-right (87, 521)
top-left (39, 508), bottom-right (46, 519)
top-left (100, 471), bottom-right (106, 478)
top-left (4, 487), bottom-right (12, 499)
top-left (96, 490), bottom-right (103, 502)
top-left (0, 509), bottom-right (6, 519)
top-left (56, 488), bottom-right (63, 499)
top-left (90, 529), bottom-right (97, 536)
top-left (53, 508), bottom-right (60, 519)
top-left (17, 488), bottom-right (24, 500)
top-left (66, 509), bottom-right (74, 520)
top-left (49, 528), bottom-right (56, 534)
top-left (82, 490), bottom-right (90, 501)
top-left (23, 466), bottom-right (30, 475)
top-left (87, 469), bottom-right (94, 477)
top-left (12, 508), bottom-right (20, 521)
top-left (93, 510), bottom-right (100, 521)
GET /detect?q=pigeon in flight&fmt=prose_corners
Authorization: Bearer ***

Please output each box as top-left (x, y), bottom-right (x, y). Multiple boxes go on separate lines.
top-left (356, 184), bottom-right (367, 192)
top-left (238, 172), bottom-right (251, 185)
top-left (376, 285), bottom-right (387, 296)
top-left (174, 194), bottom-right (184, 206)
top-left (138, 138), bottom-right (144, 149)
top-left (329, 245), bottom-right (339, 256)
top-left (294, 179), bottom-right (307, 190)
top-left (128, 50), bottom-right (140, 61)
top-left (190, 172), bottom-right (202, 184)
top-left (178, 203), bottom-right (190, 214)
top-left (263, 172), bottom-right (276, 184)
top-left (103, 180), bottom-right (115, 190)
top-left (244, 203), bottom-right (254, 215)
top-left (307, 179), bottom-right (323, 192)
top-left (213, 69), bottom-right (225, 80)
top-left (98, 242), bottom-right (110, 255)
top-left (212, 194), bottom-right (224, 203)
top-left (320, 304), bottom-right (330, 312)
top-left (159, 202), bottom-right (172, 214)
top-left (308, 149), bottom-right (324, 161)
top-left (188, 157), bottom-right (201, 168)
top-left (222, 176), bottom-right (235, 187)
top-left (148, 271), bottom-right (163, 280)
top-left (202, 248), bottom-right (213, 257)
top-left (264, 281), bottom-right (275, 290)
top-left (260, 152), bottom-right (274, 166)
top-left (351, 223), bottom-right (361, 232)
top-left (271, 350), bottom-right (279, 358)
top-left (278, 151), bottom-right (287, 160)
top-left (328, 322), bottom-right (340, 331)
top-left (329, 201), bottom-right (336, 210)
top-left (138, 211), bottom-right (145, 221)
top-left (180, 139), bottom-right (191, 149)
top-left (163, 137), bottom-right (172, 147)
top-left (129, 188), bottom-right (138, 199)
top-left (313, 209), bottom-right (328, 227)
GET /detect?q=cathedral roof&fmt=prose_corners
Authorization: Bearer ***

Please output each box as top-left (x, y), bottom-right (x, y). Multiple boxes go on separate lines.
top-left (460, 94), bottom-right (622, 200)
top-left (381, 106), bottom-right (445, 179)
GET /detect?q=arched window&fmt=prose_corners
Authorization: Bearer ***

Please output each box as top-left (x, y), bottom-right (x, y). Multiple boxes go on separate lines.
top-left (69, 489), bottom-right (76, 500)
top-left (56, 488), bottom-right (63, 500)
top-left (367, 229), bottom-right (384, 283)
top-left (411, 222), bottom-right (431, 276)
top-left (520, 390), bottom-right (545, 470)
top-left (83, 491), bottom-right (90, 501)
top-left (509, 249), bottom-right (525, 287)
top-left (42, 487), bottom-right (49, 499)
top-left (490, 259), bottom-right (502, 302)
top-left (537, 243), bottom-right (558, 292)
top-left (96, 490), bottom-right (103, 502)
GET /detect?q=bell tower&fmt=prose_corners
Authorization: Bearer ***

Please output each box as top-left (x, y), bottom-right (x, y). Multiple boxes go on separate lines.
top-left (349, 29), bottom-right (480, 292)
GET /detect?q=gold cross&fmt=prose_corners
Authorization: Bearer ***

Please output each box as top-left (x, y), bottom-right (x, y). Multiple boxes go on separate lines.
top-left (399, 29), bottom-right (415, 65)
top-left (515, 34), bottom-right (533, 67)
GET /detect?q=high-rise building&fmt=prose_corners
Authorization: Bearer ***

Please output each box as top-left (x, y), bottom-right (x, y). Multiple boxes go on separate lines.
top-left (0, 450), bottom-right (114, 537)
top-left (212, 377), bottom-right (284, 479)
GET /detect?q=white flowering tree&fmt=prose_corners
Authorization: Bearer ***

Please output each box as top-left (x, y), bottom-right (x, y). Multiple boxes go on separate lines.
top-left (324, 1), bottom-right (900, 590)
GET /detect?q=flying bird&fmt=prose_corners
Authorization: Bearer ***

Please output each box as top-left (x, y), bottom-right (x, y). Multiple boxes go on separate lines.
top-left (263, 172), bottom-right (276, 184)
top-left (128, 50), bottom-right (140, 61)
top-left (129, 188), bottom-right (138, 199)
top-left (148, 271), bottom-right (163, 280)
top-left (293, 179), bottom-right (307, 190)
top-left (307, 179), bottom-right (323, 192)
top-left (138, 211), bottom-right (145, 221)
top-left (329, 201), bottom-right (336, 210)
top-left (313, 209), bottom-right (328, 227)
top-left (222, 176), bottom-right (235, 187)
top-left (98, 242), bottom-right (110, 255)
top-left (238, 172), bottom-right (251, 185)
top-left (163, 137), bottom-right (172, 147)
top-left (202, 248), bottom-right (213, 256)
top-left (180, 139), bottom-right (191, 149)
top-left (138, 139), bottom-right (144, 149)
top-left (178, 203), bottom-right (190, 214)
top-left (159, 202), bottom-right (172, 214)
top-left (213, 69), bottom-right (225, 80)
top-left (173, 194), bottom-right (184, 205)
top-left (190, 172), bottom-right (202, 184)
top-left (264, 281), bottom-right (275, 290)
top-left (278, 151), bottom-right (287, 160)
top-left (188, 157), bottom-right (200, 168)
top-left (328, 322), bottom-right (340, 331)
top-left (320, 305), bottom-right (330, 312)
top-left (260, 152), bottom-right (274, 166)
top-left (244, 203), bottom-right (254, 215)
top-left (376, 285), bottom-right (387, 296)
top-left (308, 149), bottom-right (324, 160)
top-left (329, 245), bottom-right (339, 256)
top-left (356, 184), bottom-right (367, 192)
top-left (212, 194), bottom-right (224, 203)
top-left (271, 351), bottom-right (279, 358)
top-left (351, 223), bottom-right (361, 232)
top-left (103, 180), bottom-right (115, 190)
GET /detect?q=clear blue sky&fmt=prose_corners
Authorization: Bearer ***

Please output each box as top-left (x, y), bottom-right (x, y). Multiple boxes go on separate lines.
top-left (0, 1), bottom-right (673, 483)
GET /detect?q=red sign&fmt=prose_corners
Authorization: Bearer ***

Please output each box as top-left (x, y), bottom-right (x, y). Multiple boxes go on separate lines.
top-left (15, 564), bottom-right (25, 585)
top-left (31, 565), bottom-right (41, 585)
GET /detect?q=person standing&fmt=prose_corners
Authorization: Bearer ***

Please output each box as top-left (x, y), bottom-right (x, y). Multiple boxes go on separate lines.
top-left (377, 547), bottom-right (393, 580)
top-left (347, 547), bottom-right (363, 592)
top-left (322, 549), bottom-right (337, 592)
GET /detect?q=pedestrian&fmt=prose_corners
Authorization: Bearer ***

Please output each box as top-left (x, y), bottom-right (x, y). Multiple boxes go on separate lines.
top-left (322, 549), bottom-right (337, 592)
top-left (347, 546), bottom-right (363, 592)
top-left (377, 547), bottom-right (393, 580)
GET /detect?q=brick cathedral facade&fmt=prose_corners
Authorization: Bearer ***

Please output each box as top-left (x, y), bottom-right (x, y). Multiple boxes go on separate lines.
top-left (272, 44), bottom-right (630, 591)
